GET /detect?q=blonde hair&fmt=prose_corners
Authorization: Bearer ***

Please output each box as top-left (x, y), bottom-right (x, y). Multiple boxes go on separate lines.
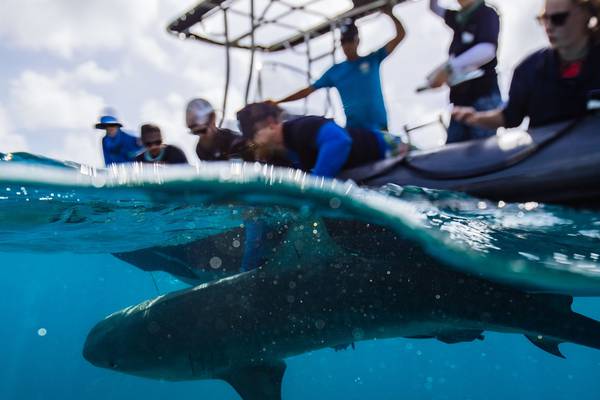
top-left (574, 0), bottom-right (600, 43)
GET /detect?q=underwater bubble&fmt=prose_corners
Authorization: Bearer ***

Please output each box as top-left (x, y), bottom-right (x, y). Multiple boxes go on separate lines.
top-left (209, 257), bottom-right (223, 269)
top-left (352, 328), bottom-right (365, 341)
top-left (37, 328), bottom-right (47, 337)
top-left (315, 320), bottom-right (326, 330)
top-left (232, 239), bottom-right (241, 248)
top-left (329, 197), bottom-right (341, 209)
top-left (477, 201), bottom-right (487, 210)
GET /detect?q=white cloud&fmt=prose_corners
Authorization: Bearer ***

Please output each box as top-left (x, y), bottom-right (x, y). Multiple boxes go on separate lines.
top-left (0, 104), bottom-right (29, 153)
top-left (0, 0), bottom-right (162, 58)
top-left (73, 61), bottom-right (119, 84)
top-left (10, 70), bottom-right (104, 131)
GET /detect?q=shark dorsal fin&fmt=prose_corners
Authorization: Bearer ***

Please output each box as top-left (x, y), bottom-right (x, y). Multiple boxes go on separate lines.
top-left (220, 360), bottom-right (287, 400)
top-left (526, 335), bottom-right (566, 359)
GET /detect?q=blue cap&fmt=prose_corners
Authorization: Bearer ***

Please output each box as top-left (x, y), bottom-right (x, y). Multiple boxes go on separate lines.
top-left (95, 115), bottom-right (123, 129)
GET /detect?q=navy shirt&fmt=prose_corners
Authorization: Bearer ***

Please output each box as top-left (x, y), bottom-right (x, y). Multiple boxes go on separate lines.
top-left (312, 47), bottom-right (389, 130)
top-left (282, 116), bottom-right (383, 177)
top-left (445, 2), bottom-right (500, 105)
top-left (503, 44), bottom-right (600, 128)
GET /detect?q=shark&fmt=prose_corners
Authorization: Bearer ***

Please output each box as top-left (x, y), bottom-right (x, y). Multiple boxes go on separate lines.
top-left (83, 219), bottom-right (600, 400)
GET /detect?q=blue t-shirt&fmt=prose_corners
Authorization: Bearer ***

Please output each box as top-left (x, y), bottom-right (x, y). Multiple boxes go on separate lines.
top-left (312, 47), bottom-right (389, 130)
top-left (102, 129), bottom-right (142, 166)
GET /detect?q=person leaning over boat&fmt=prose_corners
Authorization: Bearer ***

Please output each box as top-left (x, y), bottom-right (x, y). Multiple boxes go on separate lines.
top-left (273, 4), bottom-right (405, 131)
top-left (135, 124), bottom-right (188, 165)
top-left (94, 112), bottom-right (142, 166)
top-left (428, 0), bottom-right (502, 143)
top-left (237, 102), bottom-right (404, 178)
top-left (452, 0), bottom-right (600, 130)
top-left (186, 98), bottom-right (253, 162)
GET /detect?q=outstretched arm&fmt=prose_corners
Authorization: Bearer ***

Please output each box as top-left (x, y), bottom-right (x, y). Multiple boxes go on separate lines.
top-left (312, 122), bottom-right (353, 178)
top-left (276, 86), bottom-right (316, 104)
top-left (429, 0), bottom-right (445, 18)
top-left (452, 107), bottom-right (506, 130)
top-left (382, 5), bottom-right (406, 55)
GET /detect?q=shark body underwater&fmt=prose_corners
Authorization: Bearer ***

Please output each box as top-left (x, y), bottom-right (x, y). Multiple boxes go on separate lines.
top-left (83, 221), bottom-right (600, 400)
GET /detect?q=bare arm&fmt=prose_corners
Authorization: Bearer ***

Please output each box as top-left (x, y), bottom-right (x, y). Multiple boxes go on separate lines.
top-left (452, 107), bottom-right (506, 130)
top-left (276, 86), bottom-right (316, 104)
top-left (382, 5), bottom-right (406, 55)
top-left (429, 0), bottom-right (445, 18)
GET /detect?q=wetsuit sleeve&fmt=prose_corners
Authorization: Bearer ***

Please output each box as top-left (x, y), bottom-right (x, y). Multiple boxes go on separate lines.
top-left (312, 121), bottom-right (353, 178)
top-left (502, 62), bottom-right (531, 128)
top-left (312, 67), bottom-right (334, 89)
top-left (241, 220), bottom-right (267, 272)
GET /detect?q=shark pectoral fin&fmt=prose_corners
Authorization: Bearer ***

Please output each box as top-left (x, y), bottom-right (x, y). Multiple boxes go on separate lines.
top-left (526, 335), bottom-right (566, 359)
top-left (437, 330), bottom-right (485, 344)
top-left (220, 360), bottom-right (287, 400)
top-left (331, 342), bottom-right (356, 352)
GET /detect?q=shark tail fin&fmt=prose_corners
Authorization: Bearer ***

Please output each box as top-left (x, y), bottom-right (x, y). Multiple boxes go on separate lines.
top-left (220, 360), bottom-right (287, 400)
top-left (525, 294), bottom-right (600, 358)
top-left (525, 335), bottom-right (566, 358)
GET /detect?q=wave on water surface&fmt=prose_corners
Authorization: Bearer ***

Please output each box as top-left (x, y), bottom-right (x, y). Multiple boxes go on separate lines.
top-left (1, 151), bottom-right (600, 296)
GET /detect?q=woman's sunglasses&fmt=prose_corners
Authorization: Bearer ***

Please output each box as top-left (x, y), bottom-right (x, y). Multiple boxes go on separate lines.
top-left (537, 11), bottom-right (572, 27)
top-left (144, 140), bottom-right (162, 147)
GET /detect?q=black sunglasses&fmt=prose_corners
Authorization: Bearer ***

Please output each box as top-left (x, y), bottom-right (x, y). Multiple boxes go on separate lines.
top-left (537, 11), bottom-right (571, 27)
top-left (189, 124), bottom-right (210, 135)
top-left (144, 140), bottom-right (162, 147)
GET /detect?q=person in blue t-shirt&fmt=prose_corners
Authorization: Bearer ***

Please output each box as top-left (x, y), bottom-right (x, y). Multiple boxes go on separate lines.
top-left (237, 102), bottom-right (404, 178)
top-left (274, 4), bottom-right (405, 131)
top-left (452, 0), bottom-right (600, 130)
top-left (428, 0), bottom-right (503, 143)
top-left (95, 113), bottom-right (142, 166)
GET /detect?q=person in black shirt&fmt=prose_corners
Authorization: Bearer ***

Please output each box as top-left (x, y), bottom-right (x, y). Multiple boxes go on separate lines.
top-left (237, 102), bottom-right (403, 178)
top-left (429, 0), bottom-right (502, 143)
top-left (186, 98), bottom-right (253, 161)
top-left (135, 124), bottom-right (188, 165)
top-left (453, 0), bottom-right (600, 130)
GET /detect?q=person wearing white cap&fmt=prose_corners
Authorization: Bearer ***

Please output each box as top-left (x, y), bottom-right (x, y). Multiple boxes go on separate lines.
top-left (185, 98), bottom-right (252, 161)
top-left (94, 111), bottom-right (142, 166)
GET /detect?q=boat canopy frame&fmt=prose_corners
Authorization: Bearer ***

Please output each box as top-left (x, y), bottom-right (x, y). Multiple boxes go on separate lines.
top-left (167, 0), bottom-right (405, 125)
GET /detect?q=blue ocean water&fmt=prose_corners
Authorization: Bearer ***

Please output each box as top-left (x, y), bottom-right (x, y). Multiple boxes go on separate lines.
top-left (1, 154), bottom-right (600, 399)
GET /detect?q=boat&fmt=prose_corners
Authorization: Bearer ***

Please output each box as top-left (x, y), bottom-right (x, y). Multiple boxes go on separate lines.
top-left (339, 114), bottom-right (600, 208)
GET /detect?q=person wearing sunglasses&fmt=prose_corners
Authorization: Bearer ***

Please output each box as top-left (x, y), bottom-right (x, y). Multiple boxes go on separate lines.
top-left (453, 0), bottom-right (600, 130)
top-left (186, 98), bottom-right (254, 162)
top-left (135, 124), bottom-right (188, 165)
top-left (236, 102), bottom-right (405, 179)
top-left (428, 0), bottom-right (502, 144)
top-left (272, 4), bottom-right (405, 131)
top-left (94, 112), bottom-right (142, 166)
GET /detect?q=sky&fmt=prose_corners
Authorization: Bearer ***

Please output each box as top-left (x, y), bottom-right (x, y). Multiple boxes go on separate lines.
top-left (0, 0), bottom-right (549, 167)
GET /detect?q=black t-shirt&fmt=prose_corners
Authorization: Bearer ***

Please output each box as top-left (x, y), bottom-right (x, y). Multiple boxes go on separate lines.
top-left (445, 3), bottom-right (500, 105)
top-left (136, 145), bottom-right (188, 165)
top-left (282, 116), bottom-right (382, 173)
top-left (195, 128), bottom-right (253, 161)
top-left (503, 44), bottom-right (600, 128)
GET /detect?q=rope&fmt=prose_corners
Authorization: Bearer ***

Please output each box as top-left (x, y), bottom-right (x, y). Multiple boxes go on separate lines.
top-left (244, 0), bottom-right (256, 105)
top-left (220, 7), bottom-right (231, 127)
